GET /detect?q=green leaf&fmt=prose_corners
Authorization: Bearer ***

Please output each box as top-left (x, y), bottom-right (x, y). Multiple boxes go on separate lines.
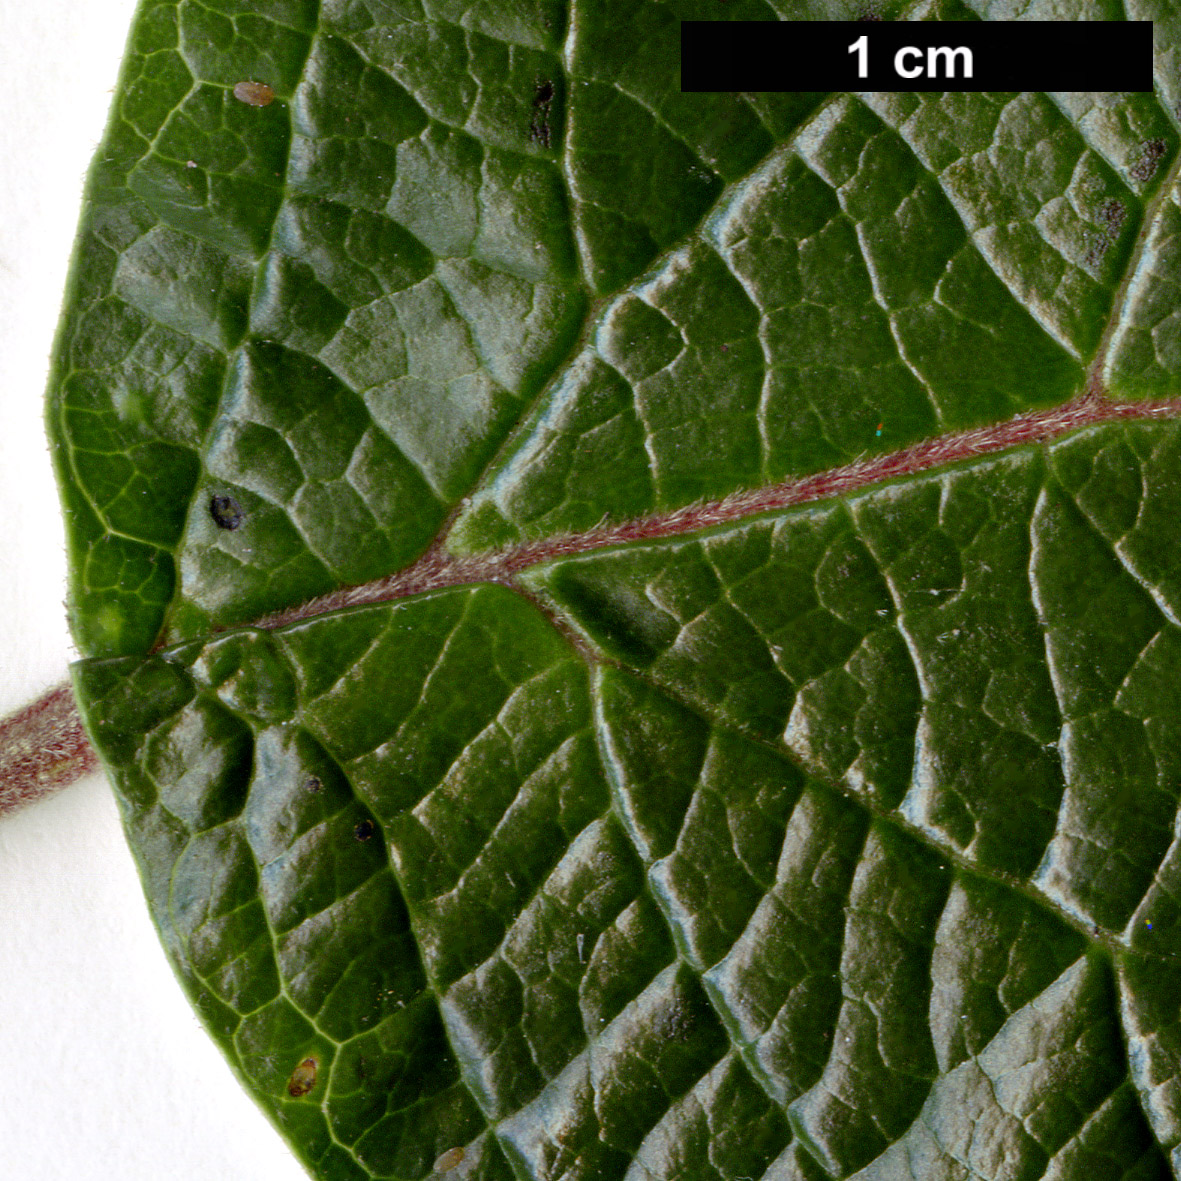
top-left (46, 1), bottom-right (1181, 1177)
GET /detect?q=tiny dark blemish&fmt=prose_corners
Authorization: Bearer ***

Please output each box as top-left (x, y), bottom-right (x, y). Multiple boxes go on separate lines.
top-left (433, 1146), bottom-right (466, 1173)
top-left (210, 494), bottom-right (244, 530)
top-left (304, 775), bottom-right (322, 793)
top-left (1085, 197), bottom-right (1129, 267)
top-left (233, 80), bottom-right (275, 107)
top-left (530, 79), bottom-right (555, 149)
top-left (657, 1002), bottom-right (694, 1042)
top-left (354, 819), bottom-right (376, 842)
top-left (287, 1057), bottom-right (317, 1097)
top-left (1131, 137), bottom-right (1168, 183)
top-left (1097, 197), bottom-right (1127, 235)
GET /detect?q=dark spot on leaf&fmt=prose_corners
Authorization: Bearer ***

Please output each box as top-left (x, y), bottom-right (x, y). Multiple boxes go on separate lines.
top-left (287, 1057), bottom-right (317, 1097)
top-left (530, 78), bottom-right (555, 149)
top-left (1097, 198), bottom-right (1127, 236)
top-left (304, 775), bottom-right (322, 793)
top-left (209, 494), bottom-right (244, 530)
top-left (657, 1001), bottom-right (694, 1042)
top-left (433, 1147), bottom-right (465, 1173)
top-left (1086, 198), bottom-right (1129, 267)
top-left (233, 80), bottom-right (275, 107)
top-left (354, 819), bottom-right (375, 842)
top-left (1131, 137), bottom-right (1168, 183)
top-left (1098, 198), bottom-right (1126, 229)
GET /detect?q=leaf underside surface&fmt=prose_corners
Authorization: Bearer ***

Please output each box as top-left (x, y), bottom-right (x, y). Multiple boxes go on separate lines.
top-left (45, 0), bottom-right (1181, 1177)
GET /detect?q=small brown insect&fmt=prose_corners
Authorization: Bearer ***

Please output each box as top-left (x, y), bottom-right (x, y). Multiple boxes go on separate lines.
top-left (433, 1146), bottom-right (465, 1173)
top-left (354, 819), bottom-right (375, 842)
top-left (233, 80), bottom-right (275, 107)
top-left (286, 1057), bottom-right (317, 1097)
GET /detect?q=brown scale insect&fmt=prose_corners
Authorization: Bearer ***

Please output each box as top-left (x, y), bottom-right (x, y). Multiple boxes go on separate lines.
top-left (286, 1057), bottom-right (318, 1098)
top-left (233, 80), bottom-right (275, 107)
top-left (433, 1146), bottom-right (465, 1173)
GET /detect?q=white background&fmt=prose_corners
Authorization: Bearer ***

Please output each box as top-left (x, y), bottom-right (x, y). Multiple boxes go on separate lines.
top-left (0, 4), bottom-right (307, 1176)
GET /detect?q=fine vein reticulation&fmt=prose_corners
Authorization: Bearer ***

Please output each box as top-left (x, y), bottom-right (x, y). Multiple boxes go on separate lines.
top-left (39, 0), bottom-right (1181, 1178)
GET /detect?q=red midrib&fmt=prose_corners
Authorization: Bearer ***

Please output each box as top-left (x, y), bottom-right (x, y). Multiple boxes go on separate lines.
top-left (256, 390), bottom-right (1181, 631)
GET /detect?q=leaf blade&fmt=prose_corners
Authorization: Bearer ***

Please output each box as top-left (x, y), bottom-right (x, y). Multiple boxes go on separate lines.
top-left (52, 2), bottom-right (1181, 1177)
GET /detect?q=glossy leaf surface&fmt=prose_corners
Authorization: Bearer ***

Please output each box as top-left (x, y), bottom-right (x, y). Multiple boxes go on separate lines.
top-left (48, 0), bottom-right (1181, 1177)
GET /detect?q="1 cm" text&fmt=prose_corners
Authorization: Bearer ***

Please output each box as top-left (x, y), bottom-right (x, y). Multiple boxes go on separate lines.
top-left (848, 34), bottom-right (974, 80)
